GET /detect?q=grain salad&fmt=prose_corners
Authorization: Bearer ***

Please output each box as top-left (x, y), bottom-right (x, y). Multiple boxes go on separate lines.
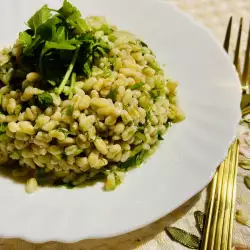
top-left (0, 0), bottom-right (184, 192)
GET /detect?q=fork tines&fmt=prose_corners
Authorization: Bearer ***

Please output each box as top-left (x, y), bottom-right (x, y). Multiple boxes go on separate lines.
top-left (225, 17), bottom-right (250, 90)
top-left (200, 17), bottom-right (250, 250)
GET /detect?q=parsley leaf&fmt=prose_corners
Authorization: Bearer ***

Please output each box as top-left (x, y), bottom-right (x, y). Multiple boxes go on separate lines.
top-left (73, 18), bottom-right (89, 34)
top-left (5, 0), bottom-right (109, 91)
top-left (165, 121), bottom-right (172, 129)
top-left (19, 31), bottom-right (33, 55)
top-left (27, 5), bottom-right (52, 33)
top-left (58, 0), bottom-right (89, 34)
top-left (52, 26), bottom-right (65, 43)
top-left (58, 0), bottom-right (81, 20)
top-left (36, 16), bottom-right (61, 41)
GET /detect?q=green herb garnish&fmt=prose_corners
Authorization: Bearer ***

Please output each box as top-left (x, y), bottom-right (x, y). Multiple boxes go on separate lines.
top-left (37, 92), bottom-right (53, 109)
top-left (119, 150), bottom-right (146, 170)
top-left (15, 104), bottom-right (23, 115)
top-left (0, 123), bottom-right (7, 135)
top-left (27, 5), bottom-right (52, 34)
top-left (66, 105), bottom-right (74, 116)
top-left (135, 132), bottom-right (146, 141)
top-left (158, 132), bottom-right (164, 140)
top-left (56, 128), bottom-right (70, 137)
top-left (139, 40), bottom-right (148, 48)
top-left (150, 89), bottom-right (163, 100)
top-left (129, 82), bottom-right (144, 90)
top-left (27, 92), bottom-right (53, 110)
top-left (11, 0), bottom-right (110, 91)
top-left (165, 121), bottom-right (172, 129)
top-left (54, 179), bottom-right (75, 189)
top-left (106, 88), bottom-right (117, 101)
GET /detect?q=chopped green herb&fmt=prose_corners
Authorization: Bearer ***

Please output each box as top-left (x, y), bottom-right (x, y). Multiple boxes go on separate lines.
top-left (15, 104), bottom-right (23, 115)
top-left (57, 128), bottom-right (70, 137)
top-left (102, 69), bottom-right (112, 78)
top-left (0, 67), bottom-right (14, 85)
top-left (165, 121), bottom-right (172, 129)
top-left (37, 92), bottom-right (53, 110)
top-left (106, 88), bottom-right (117, 101)
top-left (140, 40), bottom-right (148, 47)
top-left (158, 132), bottom-right (164, 140)
top-left (130, 145), bottom-right (143, 157)
top-left (66, 105), bottom-right (74, 116)
top-left (150, 89), bottom-right (162, 100)
top-left (35, 168), bottom-right (55, 185)
top-left (135, 132), bottom-right (146, 141)
top-left (130, 82), bottom-right (144, 90)
top-left (146, 108), bottom-right (151, 121)
top-left (119, 150), bottom-right (146, 170)
top-left (0, 123), bottom-right (7, 135)
top-left (27, 92), bottom-right (53, 110)
top-left (113, 172), bottom-right (122, 187)
top-left (137, 125), bottom-right (145, 132)
top-left (72, 149), bottom-right (83, 157)
top-left (54, 179), bottom-right (75, 189)
top-left (149, 61), bottom-right (161, 72)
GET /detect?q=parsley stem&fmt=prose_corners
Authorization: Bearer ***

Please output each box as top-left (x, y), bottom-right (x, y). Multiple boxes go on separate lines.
top-left (69, 72), bottom-right (76, 99)
top-left (56, 46), bottom-right (80, 95)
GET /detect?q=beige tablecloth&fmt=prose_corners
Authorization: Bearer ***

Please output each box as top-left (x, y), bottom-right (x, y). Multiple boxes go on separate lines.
top-left (1, 1), bottom-right (250, 249)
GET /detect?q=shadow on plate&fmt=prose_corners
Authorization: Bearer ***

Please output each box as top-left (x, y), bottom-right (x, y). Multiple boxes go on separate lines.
top-left (0, 191), bottom-right (202, 250)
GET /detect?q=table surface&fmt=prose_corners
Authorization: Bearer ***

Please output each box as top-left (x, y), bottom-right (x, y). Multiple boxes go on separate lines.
top-left (1, 1), bottom-right (250, 249)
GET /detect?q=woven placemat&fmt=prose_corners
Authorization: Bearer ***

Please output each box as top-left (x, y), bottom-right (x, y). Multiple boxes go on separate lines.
top-left (1, 1), bottom-right (250, 249)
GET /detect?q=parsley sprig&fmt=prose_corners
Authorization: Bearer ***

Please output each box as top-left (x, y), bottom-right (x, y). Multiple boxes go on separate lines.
top-left (6, 0), bottom-right (110, 98)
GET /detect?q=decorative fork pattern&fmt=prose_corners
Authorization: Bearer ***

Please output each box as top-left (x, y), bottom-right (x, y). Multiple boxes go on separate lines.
top-left (201, 17), bottom-right (250, 250)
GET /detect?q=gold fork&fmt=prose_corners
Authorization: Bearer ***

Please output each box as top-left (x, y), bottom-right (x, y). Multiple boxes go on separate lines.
top-left (201, 17), bottom-right (250, 250)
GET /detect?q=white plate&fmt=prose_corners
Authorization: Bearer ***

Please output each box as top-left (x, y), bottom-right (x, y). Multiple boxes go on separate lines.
top-left (0, 0), bottom-right (241, 243)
